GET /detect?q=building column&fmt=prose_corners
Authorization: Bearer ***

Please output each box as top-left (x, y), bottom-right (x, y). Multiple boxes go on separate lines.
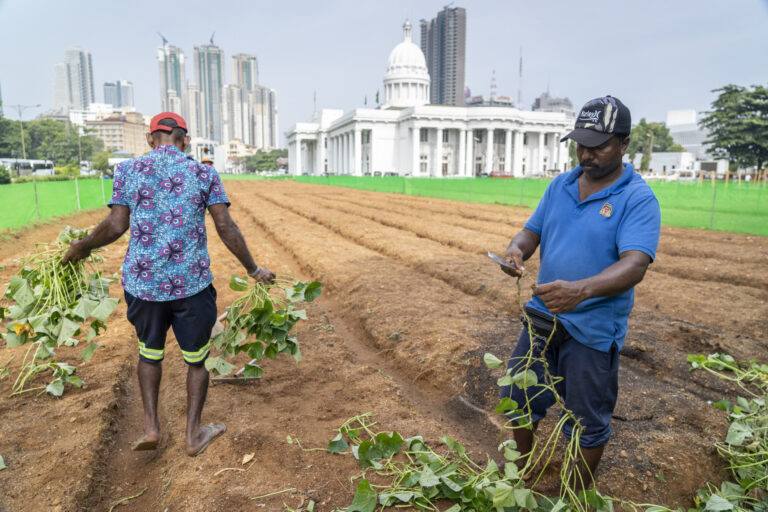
top-left (458, 128), bottom-right (466, 176)
top-left (485, 128), bottom-right (494, 174)
top-left (412, 125), bottom-right (420, 175)
top-left (354, 128), bottom-right (362, 176)
top-left (334, 136), bottom-right (339, 173)
top-left (295, 136), bottom-right (302, 174)
top-left (341, 133), bottom-right (347, 174)
top-left (466, 129), bottom-right (475, 176)
top-left (317, 133), bottom-right (326, 174)
top-left (549, 131), bottom-right (557, 172)
top-left (434, 128), bottom-right (443, 177)
top-left (537, 132), bottom-right (545, 173)
top-left (504, 129), bottom-right (512, 174)
top-left (513, 130), bottom-right (524, 177)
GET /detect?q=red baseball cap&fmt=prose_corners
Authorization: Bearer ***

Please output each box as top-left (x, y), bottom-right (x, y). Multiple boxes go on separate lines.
top-left (150, 112), bottom-right (188, 133)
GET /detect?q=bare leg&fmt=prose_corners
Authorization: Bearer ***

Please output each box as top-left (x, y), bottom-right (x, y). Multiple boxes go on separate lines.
top-left (571, 444), bottom-right (605, 489)
top-left (185, 363), bottom-right (225, 456)
top-left (133, 360), bottom-right (162, 450)
top-left (512, 421), bottom-right (539, 471)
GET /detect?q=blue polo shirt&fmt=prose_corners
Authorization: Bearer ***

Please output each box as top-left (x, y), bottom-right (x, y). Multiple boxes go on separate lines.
top-left (524, 163), bottom-right (660, 352)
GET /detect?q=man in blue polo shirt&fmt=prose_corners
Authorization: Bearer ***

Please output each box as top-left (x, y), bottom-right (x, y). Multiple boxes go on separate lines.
top-left (497, 96), bottom-right (661, 486)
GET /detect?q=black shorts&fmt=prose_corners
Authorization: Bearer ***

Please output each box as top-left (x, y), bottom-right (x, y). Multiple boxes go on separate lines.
top-left (125, 284), bottom-right (218, 366)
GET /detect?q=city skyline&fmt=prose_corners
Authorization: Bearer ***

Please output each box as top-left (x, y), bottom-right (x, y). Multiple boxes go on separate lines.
top-left (1, 0), bottom-right (767, 148)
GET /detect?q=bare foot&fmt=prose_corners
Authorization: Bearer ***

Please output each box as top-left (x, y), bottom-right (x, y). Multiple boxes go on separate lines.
top-left (131, 431), bottom-right (160, 451)
top-left (186, 423), bottom-right (226, 457)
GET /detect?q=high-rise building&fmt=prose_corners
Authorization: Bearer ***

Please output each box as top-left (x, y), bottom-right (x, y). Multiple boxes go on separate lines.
top-left (53, 47), bottom-right (96, 113)
top-left (222, 85), bottom-right (252, 144)
top-left (250, 85), bottom-right (278, 150)
top-left (532, 91), bottom-right (574, 118)
top-left (158, 43), bottom-right (186, 114)
top-left (104, 80), bottom-right (135, 108)
top-left (232, 53), bottom-right (259, 90)
top-left (185, 82), bottom-right (206, 139)
top-left (420, 6), bottom-right (466, 106)
top-left (167, 90), bottom-right (183, 116)
top-left (194, 43), bottom-right (225, 142)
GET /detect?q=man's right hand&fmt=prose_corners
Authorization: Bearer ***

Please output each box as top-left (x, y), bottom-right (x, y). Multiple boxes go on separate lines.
top-left (501, 246), bottom-right (525, 277)
top-left (250, 267), bottom-right (276, 285)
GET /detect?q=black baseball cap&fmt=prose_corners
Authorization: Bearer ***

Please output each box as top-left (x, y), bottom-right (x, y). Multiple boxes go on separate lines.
top-left (560, 96), bottom-right (631, 147)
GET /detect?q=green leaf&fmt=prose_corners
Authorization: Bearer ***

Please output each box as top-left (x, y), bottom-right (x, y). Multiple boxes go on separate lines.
top-left (90, 298), bottom-right (119, 322)
top-left (46, 378), bottom-right (65, 397)
top-left (66, 375), bottom-right (83, 387)
top-left (513, 488), bottom-right (537, 510)
top-left (57, 317), bottom-right (81, 345)
top-left (494, 397), bottom-right (518, 414)
top-left (4, 332), bottom-right (26, 347)
top-left (303, 282), bottom-right (322, 302)
top-left (0, 455), bottom-right (5, 470)
top-left (490, 482), bottom-right (516, 508)
top-left (443, 504), bottom-right (461, 512)
top-left (512, 369), bottom-right (538, 389)
top-left (34, 343), bottom-right (54, 360)
top-left (705, 495), bottom-right (735, 511)
top-left (328, 433), bottom-right (349, 454)
top-left (484, 352), bottom-right (504, 369)
top-left (71, 297), bottom-right (100, 321)
top-left (375, 431), bottom-right (404, 458)
top-left (242, 363), bottom-right (263, 378)
top-left (11, 279), bottom-right (35, 309)
top-left (357, 440), bottom-right (383, 468)
top-left (229, 275), bottom-right (249, 292)
top-left (80, 341), bottom-right (103, 361)
top-left (345, 479), bottom-right (377, 512)
top-left (204, 356), bottom-right (236, 376)
top-left (292, 309), bottom-right (307, 321)
top-left (725, 421), bottom-right (753, 446)
top-left (418, 466), bottom-right (440, 487)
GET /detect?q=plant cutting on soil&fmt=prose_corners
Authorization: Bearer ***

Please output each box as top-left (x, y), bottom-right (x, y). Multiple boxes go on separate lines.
top-left (0, 226), bottom-right (119, 397)
top-left (204, 274), bottom-right (322, 378)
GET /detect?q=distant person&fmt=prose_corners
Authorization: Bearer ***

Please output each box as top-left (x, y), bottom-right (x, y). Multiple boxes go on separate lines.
top-left (496, 96), bottom-right (661, 486)
top-left (63, 112), bottom-right (275, 456)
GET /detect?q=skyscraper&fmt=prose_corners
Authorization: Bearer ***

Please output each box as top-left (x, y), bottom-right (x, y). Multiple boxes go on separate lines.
top-left (53, 47), bottom-right (96, 112)
top-left (251, 85), bottom-right (278, 150)
top-left (232, 53), bottom-right (259, 90)
top-left (104, 80), bottom-right (135, 108)
top-left (194, 42), bottom-right (225, 142)
top-left (420, 6), bottom-right (466, 106)
top-left (222, 84), bottom-right (251, 144)
top-left (185, 82), bottom-right (206, 139)
top-left (158, 43), bottom-right (186, 114)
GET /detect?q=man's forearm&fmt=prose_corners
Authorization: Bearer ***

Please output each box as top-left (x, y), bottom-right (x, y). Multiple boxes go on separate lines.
top-left (215, 219), bottom-right (257, 274)
top-left (577, 253), bottom-right (649, 300)
top-left (507, 228), bottom-right (540, 261)
top-left (79, 215), bottom-right (127, 251)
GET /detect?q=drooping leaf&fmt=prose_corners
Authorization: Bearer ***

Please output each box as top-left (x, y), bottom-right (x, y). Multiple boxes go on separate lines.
top-left (374, 431), bottom-right (404, 458)
top-left (484, 353), bottom-right (504, 369)
top-left (204, 356), bottom-right (236, 376)
top-left (345, 479), bottom-right (377, 512)
top-left (242, 363), bottom-right (263, 378)
top-left (705, 494), bottom-right (735, 511)
top-left (725, 421), bottom-right (753, 446)
top-left (80, 342), bottom-right (102, 361)
top-left (494, 397), bottom-right (518, 415)
top-left (229, 275), bottom-right (249, 292)
top-left (46, 378), bottom-right (65, 397)
top-left (0, 455), bottom-right (6, 471)
top-left (328, 433), bottom-right (349, 454)
top-left (90, 298), bottom-right (119, 322)
top-left (512, 369), bottom-right (538, 389)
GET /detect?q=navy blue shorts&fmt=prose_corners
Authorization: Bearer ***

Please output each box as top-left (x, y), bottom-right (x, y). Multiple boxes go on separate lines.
top-left (499, 328), bottom-right (619, 448)
top-left (124, 284), bottom-right (218, 366)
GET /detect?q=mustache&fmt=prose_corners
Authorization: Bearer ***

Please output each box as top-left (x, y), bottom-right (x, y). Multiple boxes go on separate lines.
top-left (580, 161), bottom-right (596, 168)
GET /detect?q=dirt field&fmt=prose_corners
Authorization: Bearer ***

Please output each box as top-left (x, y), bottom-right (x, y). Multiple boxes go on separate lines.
top-left (0, 180), bottom-right (766, 511)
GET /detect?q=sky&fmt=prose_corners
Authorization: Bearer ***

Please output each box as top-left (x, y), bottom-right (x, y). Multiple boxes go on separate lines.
top-left (1, 0), bottom-right (767, 147)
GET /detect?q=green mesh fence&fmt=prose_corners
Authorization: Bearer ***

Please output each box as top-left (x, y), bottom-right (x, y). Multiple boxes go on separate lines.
top-left (292, 175), bottom-right (768, 236)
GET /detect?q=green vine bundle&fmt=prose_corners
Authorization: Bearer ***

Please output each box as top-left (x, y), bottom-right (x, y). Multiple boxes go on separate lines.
top-left (205, 275), bottom-right (322, 377)
top-left (0, 226), bottom-right (119, 397)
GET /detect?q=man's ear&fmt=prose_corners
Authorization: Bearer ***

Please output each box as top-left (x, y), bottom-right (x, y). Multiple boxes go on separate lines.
top-left (182, 134), bottom-right (191, 152)
top-left (146, 132), bottom-right (155, 149)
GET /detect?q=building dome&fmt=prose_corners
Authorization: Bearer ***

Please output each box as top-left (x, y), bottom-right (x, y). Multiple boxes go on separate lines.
top-left (383, 20), bottom-right (430, 108)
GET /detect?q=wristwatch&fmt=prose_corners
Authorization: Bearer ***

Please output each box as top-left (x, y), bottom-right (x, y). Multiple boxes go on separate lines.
top-left (247, 266), bottom-right (261, 278)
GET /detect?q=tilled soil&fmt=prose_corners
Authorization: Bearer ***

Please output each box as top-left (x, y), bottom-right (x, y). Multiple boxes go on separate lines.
top-left (0, 180), bottom-right (766, 511)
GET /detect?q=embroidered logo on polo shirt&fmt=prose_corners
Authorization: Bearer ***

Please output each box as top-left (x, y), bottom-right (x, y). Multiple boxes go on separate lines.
top-left (599, 202), bottom-right (613, 218)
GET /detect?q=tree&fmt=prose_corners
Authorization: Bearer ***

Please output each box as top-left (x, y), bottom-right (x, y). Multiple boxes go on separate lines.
top-left (0, 117), bottom-right (103, 165)
top-left (568, 140), bottom-right (578, 169)
top-left (626, 119), bottom-right (685, 165)
top-left (0, 166), bottom-right (10, 185)
top-left (92, 151), bottom-right (112, 171)
top-left (244, 149), bottom-right (288, 172)
top-left (700, 84), bottom-right (768, 170)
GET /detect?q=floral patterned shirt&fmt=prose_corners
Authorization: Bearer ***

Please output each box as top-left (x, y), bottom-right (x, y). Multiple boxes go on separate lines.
top-left (108, 145), bottom-right (230, 301)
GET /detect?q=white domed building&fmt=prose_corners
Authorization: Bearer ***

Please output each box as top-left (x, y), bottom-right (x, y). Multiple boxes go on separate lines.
top-left (287, 21), bottom-right (571, 177)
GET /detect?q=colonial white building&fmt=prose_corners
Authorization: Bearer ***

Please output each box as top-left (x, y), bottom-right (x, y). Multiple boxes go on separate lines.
top-left (287, 21), bottom-right (572, 177)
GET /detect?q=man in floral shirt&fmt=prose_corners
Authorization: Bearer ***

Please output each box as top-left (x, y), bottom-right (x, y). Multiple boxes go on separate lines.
top-left (63, 112), bottom-right (274, 456)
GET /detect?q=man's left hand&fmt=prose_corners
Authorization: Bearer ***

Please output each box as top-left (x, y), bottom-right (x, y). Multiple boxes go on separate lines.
top-left (532, 280), bottom-right (588, 314)
top-left (62, 239), bottom-right (91, 265)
